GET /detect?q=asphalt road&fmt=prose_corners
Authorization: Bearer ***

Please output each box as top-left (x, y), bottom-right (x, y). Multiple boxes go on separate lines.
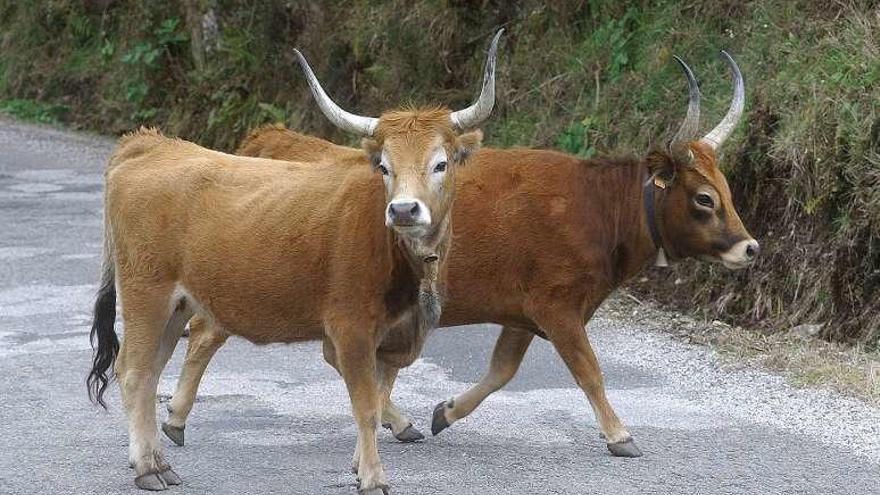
top-left (1, 119), bottom-right (878, 495)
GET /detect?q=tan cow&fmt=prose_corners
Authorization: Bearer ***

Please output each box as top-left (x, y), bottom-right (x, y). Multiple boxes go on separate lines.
top-left (87, 30), bottom-right (503, 494)
top-left (163, 52), bottom-right (758, 459)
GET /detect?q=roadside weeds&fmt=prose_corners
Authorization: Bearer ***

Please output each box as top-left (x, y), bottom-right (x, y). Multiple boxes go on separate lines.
top-left (605, 291), bottom-right (880, 408)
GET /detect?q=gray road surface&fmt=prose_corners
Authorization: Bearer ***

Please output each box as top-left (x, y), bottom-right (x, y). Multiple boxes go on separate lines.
top-left (0, 119), bottom-right (878, 495)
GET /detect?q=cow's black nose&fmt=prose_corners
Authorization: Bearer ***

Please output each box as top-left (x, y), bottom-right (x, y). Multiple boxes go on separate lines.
top-left (745, 240), bottom-right (760, 259)
top-left (388, 201), bottom-right (420, 224)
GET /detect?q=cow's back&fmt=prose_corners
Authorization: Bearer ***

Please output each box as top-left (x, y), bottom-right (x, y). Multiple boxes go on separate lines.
top-left (237, 124), bottom-right (364, 165)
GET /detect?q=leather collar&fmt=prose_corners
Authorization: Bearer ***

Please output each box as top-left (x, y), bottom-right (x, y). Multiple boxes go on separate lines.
top-left (643, 172), bottom-right (664, 251)
top-left (643, 171), bottom-right (670, 267)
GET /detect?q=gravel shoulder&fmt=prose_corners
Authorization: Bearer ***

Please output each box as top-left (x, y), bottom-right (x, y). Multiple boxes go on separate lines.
top-left (610, 292), bottom-right (880, 407)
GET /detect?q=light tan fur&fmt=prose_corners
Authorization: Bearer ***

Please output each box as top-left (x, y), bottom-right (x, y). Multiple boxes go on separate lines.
top-left (104, 109), bottom-right (482, 493)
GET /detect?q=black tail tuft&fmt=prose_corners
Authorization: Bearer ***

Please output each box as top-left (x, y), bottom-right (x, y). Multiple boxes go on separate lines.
top-left (87, 272), bottom-right (119, 409)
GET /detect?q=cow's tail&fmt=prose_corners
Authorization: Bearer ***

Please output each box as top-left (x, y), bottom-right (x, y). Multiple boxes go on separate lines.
top-left (87, 213), bottom-right (119, 409)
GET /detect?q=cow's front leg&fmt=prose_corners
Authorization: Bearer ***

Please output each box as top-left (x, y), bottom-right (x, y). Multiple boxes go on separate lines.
top-left (330, 326), bottom-right (389, 495)
top-left (329, 336), bottom-right (425, 444)
top-left (431, 326), bottom-right (534, 435)
top-left (532, 307), bottom-right (641, 457)
top-left (378, 363), bottom-right (424, 442)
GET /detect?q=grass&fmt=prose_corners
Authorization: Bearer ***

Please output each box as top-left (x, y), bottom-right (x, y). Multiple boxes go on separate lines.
top-left (705, 320), bottom-right (880, 407)
top-left (0, 0), bottom-right (877, 345)
top-left (0, 99), bottom-right (68, 124)
top-left (613, 291), bottom-right (880, 407)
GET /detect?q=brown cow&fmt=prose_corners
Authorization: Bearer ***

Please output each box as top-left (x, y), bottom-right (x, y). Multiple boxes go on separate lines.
top-left (163, 52), bottom-right (758, 459)
top-left (86, 30), bottom-right (503, 494)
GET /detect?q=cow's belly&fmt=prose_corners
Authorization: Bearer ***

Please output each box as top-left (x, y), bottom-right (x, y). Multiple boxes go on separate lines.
top-left (180, 281), bottom-right (326, 344)
top-left (438, 297), bottom-right (534, 329)
top-left (233, 324), bottom-right (325, 345)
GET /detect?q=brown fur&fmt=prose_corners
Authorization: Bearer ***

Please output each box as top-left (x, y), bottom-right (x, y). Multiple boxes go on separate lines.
top-left (231, 127), bottom-right (752, 308)
top-left (168, 125), bottom-right (756, 453)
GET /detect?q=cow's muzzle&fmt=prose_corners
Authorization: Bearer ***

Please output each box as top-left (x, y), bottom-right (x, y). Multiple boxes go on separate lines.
top-left (719, 238), bottom-right (760, 270)
top-left (386, 198), bottom-right (432, 232)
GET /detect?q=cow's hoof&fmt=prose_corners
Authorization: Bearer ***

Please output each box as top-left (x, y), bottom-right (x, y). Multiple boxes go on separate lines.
top-left (607, 439), bottom-right (643, 458)
top-left (162, 422), bottom-right (185, 447)
top-left (358, 484), bottom-right (390, 495)
top-left (134, 472), bottom-right (168, 491)
top-left (431, 400), bottom-right (451, 436)
top-left (394, 424), bottom-right (425, 443)
top-left (159, 467), bottom-right (182, 486)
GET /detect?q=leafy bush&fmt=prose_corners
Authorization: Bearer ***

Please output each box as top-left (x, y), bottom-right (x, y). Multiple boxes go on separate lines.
top-left (0, 99), bottom-right (68, 123)
top-left (0, 0), bottom-right (877, 344)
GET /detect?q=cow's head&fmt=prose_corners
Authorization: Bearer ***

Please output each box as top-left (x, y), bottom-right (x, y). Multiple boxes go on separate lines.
top-left (294, 30), bottom-right (502, 240)
top-left (649, 52), bottom-right (759, 270)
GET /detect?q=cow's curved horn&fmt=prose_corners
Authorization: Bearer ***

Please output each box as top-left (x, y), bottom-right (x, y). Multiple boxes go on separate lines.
top-left (669, 56), bottom-right (701, 163)
top-left (700, 50), bottom-right (744, 149)
top-left (294, 49), bottom-right (378, 136)
top-left (449, 29), bottom-right (504, 130)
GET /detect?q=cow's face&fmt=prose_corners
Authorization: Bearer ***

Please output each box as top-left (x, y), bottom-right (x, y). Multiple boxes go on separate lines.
top-left (293, 28), bottom-right (501, 240)
top-left (651, 142), bottom-right (758, 269)
top-left (653, 51), bottom-right (758, 270)
top-left (364, 110), bottom-right (482, 238)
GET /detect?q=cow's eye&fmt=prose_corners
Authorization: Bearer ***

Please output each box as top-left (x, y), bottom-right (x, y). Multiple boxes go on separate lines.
top-left (695, 193), bottom-right (715, 209)
top-left (377, 164), bottom-right (390, 176)
top-left (433, 161), bottom-right (448, 173)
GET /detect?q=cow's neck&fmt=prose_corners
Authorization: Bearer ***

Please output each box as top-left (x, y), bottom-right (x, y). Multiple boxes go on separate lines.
top-left (394, 215), bottom-right (451, 330)
top-left (397, 215), bottom-right (451, 269)
top-left (601, 159), bottom-right (671, 285)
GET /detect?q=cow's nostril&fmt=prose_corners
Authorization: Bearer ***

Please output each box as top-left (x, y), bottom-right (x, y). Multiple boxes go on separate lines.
top-left (745, 241), bottom-right (760, 259)
top-left (388, 201), bottom-right (420, 222)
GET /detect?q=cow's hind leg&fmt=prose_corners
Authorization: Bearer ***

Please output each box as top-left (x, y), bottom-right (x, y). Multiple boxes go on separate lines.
top-left (432, 326), bottom-right (534, 435)
top-left (118, 285), bottom-right (191, 490)
top-left (151, 301), bottom-right (192, 484)
top-left (330, 326), bottom-right (389, 494)
top-left (378, 364), bottom-right (424, 442)
top-left (163, 314), bottom-right (229, 446)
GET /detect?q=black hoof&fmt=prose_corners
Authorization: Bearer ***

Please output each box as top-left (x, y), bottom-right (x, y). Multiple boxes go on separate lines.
top-left (161, 422), bottom-right (185, 447)
top-left (394, 424), bottom-right (425, 443)
top-left (359, 483), bottom-right (390, 495)
top-left (431, 399), bottom-right (452, 436)
top-left (159, 467), bottom-right (182, 486)
top-left (607, 439), bottom-right (643, 458)
top-left (134, 472), bottom-right (168, 491)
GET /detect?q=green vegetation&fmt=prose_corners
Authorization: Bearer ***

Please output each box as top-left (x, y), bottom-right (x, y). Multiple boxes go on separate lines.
top-left (0, 98), bottom-right (68, 123)
top-left (0, 0), bottom-right (877, 345)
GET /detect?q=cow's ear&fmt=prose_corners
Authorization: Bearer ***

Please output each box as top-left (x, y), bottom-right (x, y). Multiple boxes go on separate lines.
top-left (454, 130), bottom-right (483, 164)
top-left (646, 150), bottom-right (676, 185)
top-left (361, 138), bottom-right (382, 169)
